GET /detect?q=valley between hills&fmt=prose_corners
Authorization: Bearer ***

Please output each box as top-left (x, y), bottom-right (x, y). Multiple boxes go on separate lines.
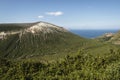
top-left (0, 21), bottom-right (120, 80)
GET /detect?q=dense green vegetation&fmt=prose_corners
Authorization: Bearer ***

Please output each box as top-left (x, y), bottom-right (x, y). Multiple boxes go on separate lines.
top-left (0, 49), bottom-right (120, 80)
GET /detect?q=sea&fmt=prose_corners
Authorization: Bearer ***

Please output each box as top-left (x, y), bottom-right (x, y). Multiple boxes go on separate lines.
top-left (70, 30), bottom-right (119, 38)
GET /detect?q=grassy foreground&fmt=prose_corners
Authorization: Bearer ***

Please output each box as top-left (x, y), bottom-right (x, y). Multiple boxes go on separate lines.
top-left (0, 49), bottom-right (120, 80)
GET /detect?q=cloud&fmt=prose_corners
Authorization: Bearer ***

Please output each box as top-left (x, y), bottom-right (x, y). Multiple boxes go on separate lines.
top-left (38, 16), bottom-right (44, 18)
top-left (46, 11), bottom-right (63, 16)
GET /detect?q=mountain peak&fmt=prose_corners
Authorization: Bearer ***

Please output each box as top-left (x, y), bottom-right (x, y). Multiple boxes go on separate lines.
top-left (25, 21), bottom-right (68, 34)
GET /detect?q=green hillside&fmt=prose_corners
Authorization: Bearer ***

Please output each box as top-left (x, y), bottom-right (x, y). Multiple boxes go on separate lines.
top-left (0, 23), bottom-right (35, 32)
top-left (0, 22), bottom-right (120, 80)
top-left (0, 22), bottom-right (93, 60)
top-left (96, 31), bottom-right (120, 45)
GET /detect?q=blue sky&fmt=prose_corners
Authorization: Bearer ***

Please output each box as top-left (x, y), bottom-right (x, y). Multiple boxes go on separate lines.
top-left (0, 0), bottom-right (120, 29)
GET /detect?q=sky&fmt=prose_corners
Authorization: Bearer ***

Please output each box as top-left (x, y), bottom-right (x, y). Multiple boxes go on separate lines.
top-left (0, 0), bottom-right (120, 29)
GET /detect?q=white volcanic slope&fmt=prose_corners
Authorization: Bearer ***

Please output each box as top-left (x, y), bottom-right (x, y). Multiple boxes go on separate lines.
top-left (25, 22), bottom-right (68, 34)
